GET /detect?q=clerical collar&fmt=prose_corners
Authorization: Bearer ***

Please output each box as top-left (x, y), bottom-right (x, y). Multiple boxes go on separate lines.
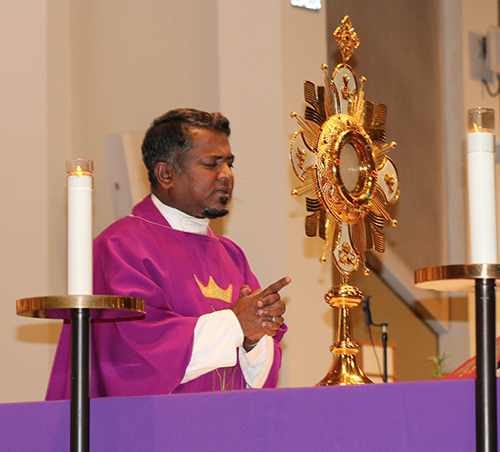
top-left (151, 194), bottom-right (209, 235)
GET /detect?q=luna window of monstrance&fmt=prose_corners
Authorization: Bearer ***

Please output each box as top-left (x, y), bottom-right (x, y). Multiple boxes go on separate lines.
top-left (289, 15), bottom-right (400, 385)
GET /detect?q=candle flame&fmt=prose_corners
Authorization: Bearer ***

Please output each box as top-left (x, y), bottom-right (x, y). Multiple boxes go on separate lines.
top-left (473, 123), bottom-right (479, 133)
top-left (76, 165), bottom-right (83, 176)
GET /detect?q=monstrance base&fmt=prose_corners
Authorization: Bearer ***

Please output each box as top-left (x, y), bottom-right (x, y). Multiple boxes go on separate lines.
top-left (316, 353), bottom-right (373, 386)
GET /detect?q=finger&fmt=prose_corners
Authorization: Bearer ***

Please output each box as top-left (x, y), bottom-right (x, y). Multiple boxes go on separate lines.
top-left (257, 276), bottom-right (291, 307)
top-left (271, 315), bottom-right (284, 325)
top-left (261, 315), bottom-right (284, 330)
top-left (257, 300), bottom-right (285, 317)
top-left (239, 285), bottom-right (252, 297)
top-left (257, 293), bottom-right (281, 309)
top-left (262, 313), bottom-right (284, 325)
top-left (260, 276), bottom-right (291, 298)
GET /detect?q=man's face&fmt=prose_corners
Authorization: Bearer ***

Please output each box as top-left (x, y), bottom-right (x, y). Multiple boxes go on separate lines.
top-left (169, 128), bottom-right (234, 218)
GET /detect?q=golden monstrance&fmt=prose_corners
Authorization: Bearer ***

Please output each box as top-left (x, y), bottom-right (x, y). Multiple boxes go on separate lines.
top-left (289, 16), bottom-right (400, 385)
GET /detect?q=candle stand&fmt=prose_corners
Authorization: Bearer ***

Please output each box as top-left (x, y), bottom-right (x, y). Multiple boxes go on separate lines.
top-left (16, 295), bottom-right (145, 452)
top-left (415, 264), bottom-right (499, 452)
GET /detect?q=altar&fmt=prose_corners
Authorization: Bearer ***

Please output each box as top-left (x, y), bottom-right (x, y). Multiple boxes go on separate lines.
top-left (0, 379), bottom-right (489, 451)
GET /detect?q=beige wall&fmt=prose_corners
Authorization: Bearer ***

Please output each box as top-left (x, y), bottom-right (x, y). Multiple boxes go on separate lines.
top-left (0, 0), bottom-right (54, 403)
top-left (0, 0), bottom-right (332, 402)
top-left (460, 0), bottom-right (500, 358)
top-left (2, 0), bottom-right (224, 403)
top-left (69, 0), bottom-right (222, 237)
top-left (1, 0), bottom-right (498, 403)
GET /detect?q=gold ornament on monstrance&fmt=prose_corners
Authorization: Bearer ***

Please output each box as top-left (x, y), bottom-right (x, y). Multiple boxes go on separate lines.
top-left (290, 16), bottom-right (400, 385)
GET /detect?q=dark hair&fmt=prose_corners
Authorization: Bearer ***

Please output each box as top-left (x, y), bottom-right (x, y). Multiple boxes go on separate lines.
top-left (142, 108), bottom-right (231, 186)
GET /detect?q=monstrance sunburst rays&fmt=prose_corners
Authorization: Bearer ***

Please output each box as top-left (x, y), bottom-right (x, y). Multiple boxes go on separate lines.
top-left (290, 15), bottom-right (399, 278)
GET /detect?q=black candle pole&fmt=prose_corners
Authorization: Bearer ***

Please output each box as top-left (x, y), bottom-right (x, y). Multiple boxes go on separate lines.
top-left (415, 265), bottom-right (500, 452)
top-left (15, 295), bottom-right (145, 452)
top-left (70, 308), bottom-right (91, 452)
top-left (475, 279), bottom-right (497, 452)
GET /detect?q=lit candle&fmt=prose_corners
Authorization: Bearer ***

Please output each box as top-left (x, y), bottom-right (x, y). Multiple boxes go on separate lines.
top-left (66, 159), bottom-right (94, 294)
top-left (466, 108), bottom-right (498, 264)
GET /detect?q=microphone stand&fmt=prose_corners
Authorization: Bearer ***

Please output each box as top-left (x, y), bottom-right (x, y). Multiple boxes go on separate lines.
top-left (381, 324), bottom-right (388, 383)
top-left (363, 296), bottom-right (389, 383)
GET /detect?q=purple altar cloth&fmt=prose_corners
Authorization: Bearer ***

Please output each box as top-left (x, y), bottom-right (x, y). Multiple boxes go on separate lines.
top-left (0, 379), bottom-right (492, 451)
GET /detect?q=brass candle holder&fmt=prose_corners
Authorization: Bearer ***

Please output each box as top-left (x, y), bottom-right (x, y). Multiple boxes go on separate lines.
top-left (289, 16), bottom-right (400, 385)
top-left (16, 159), bottom-right (145, 452)
top-left (415, 264), bottom-right (499, 452)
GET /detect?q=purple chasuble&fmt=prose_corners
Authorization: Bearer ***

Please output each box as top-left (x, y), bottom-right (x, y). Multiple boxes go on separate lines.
top-left (46, 196), bottom-right (286, 399)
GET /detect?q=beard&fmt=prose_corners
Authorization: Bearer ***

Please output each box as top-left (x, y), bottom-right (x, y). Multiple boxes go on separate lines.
top-left (202, 194), bottom-right (230, 219)
top-left (203, 207), bottom-right (229, 219)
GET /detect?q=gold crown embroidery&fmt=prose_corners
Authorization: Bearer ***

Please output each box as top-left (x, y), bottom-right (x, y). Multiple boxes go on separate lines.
top-left (194, 275), bottom-right (232, 303)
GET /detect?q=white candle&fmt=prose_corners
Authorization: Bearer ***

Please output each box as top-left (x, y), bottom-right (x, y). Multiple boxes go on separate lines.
top-left (466, 108), bottom-right (498, 264)
top-left (67, 159), bottom-right (94, 295)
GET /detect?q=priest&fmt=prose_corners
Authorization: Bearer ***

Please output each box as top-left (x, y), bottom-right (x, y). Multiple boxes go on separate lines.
top-left (46, 108), bottom-right (290, 398)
